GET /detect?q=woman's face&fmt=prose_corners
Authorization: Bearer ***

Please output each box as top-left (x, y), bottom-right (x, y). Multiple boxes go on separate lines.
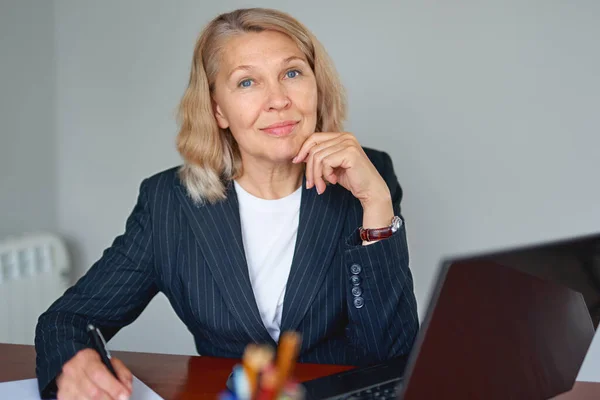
top-left (212, 30), bottom-right (318, 166)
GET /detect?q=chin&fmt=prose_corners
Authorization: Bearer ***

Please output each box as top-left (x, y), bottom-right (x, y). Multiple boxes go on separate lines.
top-left (268, 150), bottom-right (297, 164)
top-left (269, 137), bottom-right (304, 162)
top-left (264, 153), bottom-right (295, 165)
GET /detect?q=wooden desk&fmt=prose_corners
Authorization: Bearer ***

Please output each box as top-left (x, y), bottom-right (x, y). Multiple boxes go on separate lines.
top-left (1, 343), bottom-right (598, 399)
top-left (0, 343), bottom-right (351, 399)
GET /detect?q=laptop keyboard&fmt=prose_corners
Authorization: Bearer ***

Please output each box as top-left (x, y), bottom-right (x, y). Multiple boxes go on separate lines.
top-left (340, 378), bottom-right (402, 399)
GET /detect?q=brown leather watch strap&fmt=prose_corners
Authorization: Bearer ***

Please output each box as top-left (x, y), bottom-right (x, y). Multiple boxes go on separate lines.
top-left (359, 216), bottom-right (402, 242)
top-left (359, 226), bottom-right (394, 242)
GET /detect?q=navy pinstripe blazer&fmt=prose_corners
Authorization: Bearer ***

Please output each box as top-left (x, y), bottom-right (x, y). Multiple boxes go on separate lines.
top-left (35, 147), bottom-right (419, 397)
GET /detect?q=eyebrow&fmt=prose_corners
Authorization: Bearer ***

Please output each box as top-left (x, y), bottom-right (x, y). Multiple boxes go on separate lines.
top-left (227, 56), bottom-right (308, 80)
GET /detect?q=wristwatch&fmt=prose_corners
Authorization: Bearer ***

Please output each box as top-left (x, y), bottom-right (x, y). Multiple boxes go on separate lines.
top-left (359, 216), bottom-right (402, 242)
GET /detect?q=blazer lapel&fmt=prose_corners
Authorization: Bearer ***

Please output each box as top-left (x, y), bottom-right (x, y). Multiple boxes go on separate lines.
top-left (281, 181), bottom-right (350, 333)
top-left (175, 180), bottom-right (274, 345)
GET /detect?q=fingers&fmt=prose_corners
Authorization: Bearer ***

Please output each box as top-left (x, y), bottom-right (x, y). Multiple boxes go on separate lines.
top-left (310, 140), bottom-right (355, 194)
top-left (57, 349), bottom-right (131, 400)
top-left (59, 358), bottom-right (110, 400)
top-left (112, 357), bottom-right (133, 392)
top-left (85, 361), bottom-right (131, 400)
top-left (301, 134), bottom-right (352, 189)
top-left (293, 132), bottom-right (368, 195)
top-left (301, 134), bottom-right (358, 193)
top-left (77, 372), bottom-right (112, 400)
top-left (293, 132), bottom-right (345, 164)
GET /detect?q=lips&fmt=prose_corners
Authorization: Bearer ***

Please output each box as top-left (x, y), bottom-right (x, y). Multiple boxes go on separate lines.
top-left (260, 121), bottom-right (299, 137)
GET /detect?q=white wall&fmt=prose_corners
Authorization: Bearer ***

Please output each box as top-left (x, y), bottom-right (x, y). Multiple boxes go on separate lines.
top-left (0, 0), bottom-right (56, 239)
top-left (51, 0), bottom-right (600, 355)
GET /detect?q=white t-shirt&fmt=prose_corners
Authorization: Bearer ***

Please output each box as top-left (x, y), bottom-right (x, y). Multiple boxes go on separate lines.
top-left (234, 181), bottom-right (301, 342)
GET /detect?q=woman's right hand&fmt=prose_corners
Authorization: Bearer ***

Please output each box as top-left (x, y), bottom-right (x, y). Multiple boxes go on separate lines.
top-left (56, 348), bottom-right (132, 400)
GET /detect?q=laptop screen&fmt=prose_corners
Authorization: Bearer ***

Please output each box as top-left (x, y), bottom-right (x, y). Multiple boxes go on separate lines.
top-left (399, 232), bottom-right (599, 399)
top-left (479, 233), bottom-right (600, 328)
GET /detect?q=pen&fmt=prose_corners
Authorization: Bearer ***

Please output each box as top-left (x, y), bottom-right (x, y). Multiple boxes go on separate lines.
top-left (86, 323), bottom-right (119, 379)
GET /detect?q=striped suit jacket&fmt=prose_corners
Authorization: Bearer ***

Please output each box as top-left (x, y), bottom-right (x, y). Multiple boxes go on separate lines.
top-left (35, 147), bottom-right (419, 398)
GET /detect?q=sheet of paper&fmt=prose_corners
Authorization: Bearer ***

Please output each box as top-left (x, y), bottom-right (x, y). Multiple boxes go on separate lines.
top-left (0, 375), bottom-right (164, 400)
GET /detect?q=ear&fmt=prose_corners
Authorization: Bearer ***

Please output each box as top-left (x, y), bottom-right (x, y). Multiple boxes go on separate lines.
top-left (212, 98), bottom-right (230, 129)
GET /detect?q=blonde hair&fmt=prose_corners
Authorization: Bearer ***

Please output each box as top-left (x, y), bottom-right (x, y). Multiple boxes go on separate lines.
top-left (176, 8), bottom-right (347, 204)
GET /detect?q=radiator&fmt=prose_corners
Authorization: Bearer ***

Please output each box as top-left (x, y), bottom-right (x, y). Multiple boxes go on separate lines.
top-left (0, 233), bottom-right (70, 345)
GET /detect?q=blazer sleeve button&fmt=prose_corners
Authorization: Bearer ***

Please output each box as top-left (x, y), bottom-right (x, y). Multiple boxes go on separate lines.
top-left (353, 296), bottom-right (365, 309)
top-left (350, 263), bottom-right (362, 275)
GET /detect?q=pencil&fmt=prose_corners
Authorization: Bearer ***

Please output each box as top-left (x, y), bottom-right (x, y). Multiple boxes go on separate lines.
top-left (274, 331), bottom-right (302, 396)
top-left (243, 344), bottom-right (259, 398)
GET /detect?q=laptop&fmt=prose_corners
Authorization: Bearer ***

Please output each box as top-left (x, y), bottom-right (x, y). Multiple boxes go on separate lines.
top-left (303, 232), bottom-right (599, 399)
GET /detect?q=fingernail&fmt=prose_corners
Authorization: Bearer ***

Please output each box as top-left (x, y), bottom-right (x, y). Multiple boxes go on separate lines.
top-left (316, 186), bottom-right (322, 195)
top-left (119, 394), bottom-right (130, 400)
top-left (292, 156), bottom-right (298, 163)
top-left (306, 180), bottom-right (311, 189)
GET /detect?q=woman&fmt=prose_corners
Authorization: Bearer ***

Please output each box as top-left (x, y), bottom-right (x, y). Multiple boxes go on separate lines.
top-left (35, 8), bottom-right (418, 400)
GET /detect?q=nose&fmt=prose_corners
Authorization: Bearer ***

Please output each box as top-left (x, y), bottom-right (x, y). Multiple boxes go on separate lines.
top-left (265, 81), bottom-right (291, 111)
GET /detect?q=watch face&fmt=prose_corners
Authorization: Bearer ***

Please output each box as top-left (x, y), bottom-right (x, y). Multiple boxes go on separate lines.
top-left (391, 216), bottom-right (402, 232)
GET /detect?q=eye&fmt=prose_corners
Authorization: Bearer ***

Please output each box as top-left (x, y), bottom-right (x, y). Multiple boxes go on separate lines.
top-left (238, 79), bottom-right (253, 88)
top-left (285, 69), bottom-right (301, 79)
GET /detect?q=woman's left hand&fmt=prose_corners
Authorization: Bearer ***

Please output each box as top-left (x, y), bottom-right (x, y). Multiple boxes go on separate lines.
top-left (292, 132), bottom-right (390, 207)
